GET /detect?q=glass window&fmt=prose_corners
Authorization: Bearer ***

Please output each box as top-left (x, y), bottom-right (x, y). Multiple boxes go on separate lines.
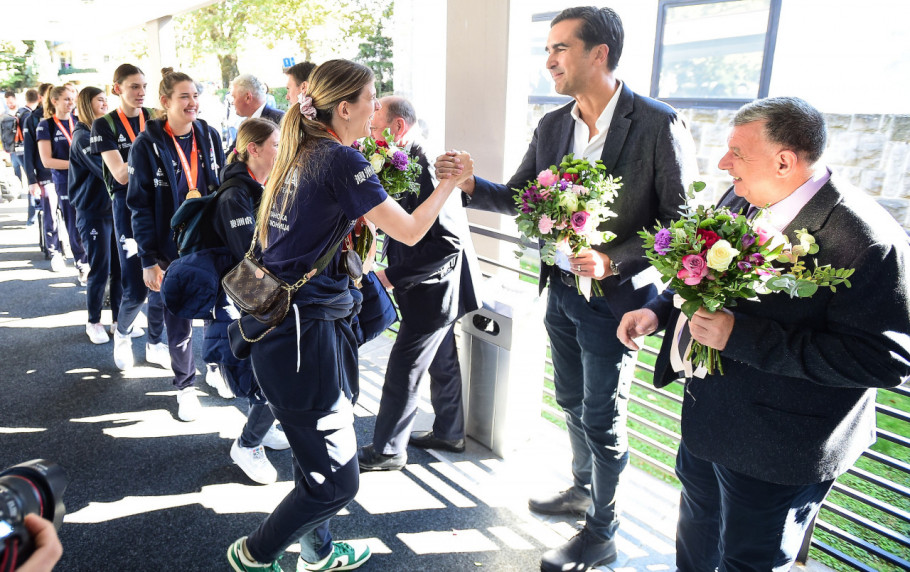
top-left (651, 0), bottom-right (781, 108)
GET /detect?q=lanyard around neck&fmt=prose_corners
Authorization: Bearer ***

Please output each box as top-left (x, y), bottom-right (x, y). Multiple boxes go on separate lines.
top-left (246, 166), bottom-right (267, 185)
top-left (164, 121), bottom-right (199, 194)
top-left (53, 116), bottom-right (74, 146)
top-left (117, 108), bottom-right (145, 142)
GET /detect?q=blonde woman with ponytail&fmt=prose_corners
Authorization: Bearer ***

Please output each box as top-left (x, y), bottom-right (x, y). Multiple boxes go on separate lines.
top-left (227, 59), bottom-right (473, 572)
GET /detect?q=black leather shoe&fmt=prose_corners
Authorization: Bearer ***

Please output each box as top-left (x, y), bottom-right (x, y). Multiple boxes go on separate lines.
top-left (540, 527), bottom-right (617, 572)
top-left (528, 486), bottom-right (592, 515)
top-left (409, 430), bottom-right (466, 453)
top-left (358, 444), bottom-right (406, 472)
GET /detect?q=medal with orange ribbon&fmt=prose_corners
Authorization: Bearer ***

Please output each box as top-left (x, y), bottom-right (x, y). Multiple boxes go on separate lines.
top-left (164, 121), bottom-right (200, 199)
top-left (52, 116), bottom-right (74, 147)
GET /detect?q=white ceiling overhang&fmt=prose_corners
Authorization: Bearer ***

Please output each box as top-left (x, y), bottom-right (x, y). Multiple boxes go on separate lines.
top-left (0, 0), bottom-right (220, 42)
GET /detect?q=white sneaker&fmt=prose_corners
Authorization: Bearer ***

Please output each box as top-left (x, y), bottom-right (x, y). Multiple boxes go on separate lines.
top-left (113, 329), bottom-right (134, 370)
top-left (230, 439), bottom-right (277, 484)
top-left (205, 364), bottom-right (235, 399)
top-left (146, 342), bottom-right (172, 369)
top-left (50, 253), bottom-right (65, 273)
top-left (85, 322), bottom-right (110, 344)
top-left (111, 322), bottom-right (145, 338)
top-left (176, 387), bottom-right (202, 422)
top-left (261, 425), bottom-right (290, 450)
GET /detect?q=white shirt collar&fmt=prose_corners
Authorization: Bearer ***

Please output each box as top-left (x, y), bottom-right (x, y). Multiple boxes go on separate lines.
top-left (570, 80), bottom-right (623, 161)
top-left (251, 102), bottom-right (266, 119)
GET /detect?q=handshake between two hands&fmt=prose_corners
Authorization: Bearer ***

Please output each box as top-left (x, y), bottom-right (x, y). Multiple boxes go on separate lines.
top-left (434, 150), bottom-right (475, 192)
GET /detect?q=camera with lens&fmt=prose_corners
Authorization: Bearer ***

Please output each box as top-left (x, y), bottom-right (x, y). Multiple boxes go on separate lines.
top-left (0, 460), bottom-right (67, 570)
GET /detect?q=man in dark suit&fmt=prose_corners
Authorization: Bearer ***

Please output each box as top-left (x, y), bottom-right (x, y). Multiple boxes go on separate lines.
top-left (230, 74), bottom-right (284, 125)
top-left (618, 96), bottom-right (910, 571)
top-left (437, 6), bottom-right (696, 571)
top-left (358, 96), bottom-right (483, 471)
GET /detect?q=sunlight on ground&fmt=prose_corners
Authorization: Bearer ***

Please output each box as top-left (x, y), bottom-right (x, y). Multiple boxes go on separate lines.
top-left (0, 310), bottom-right (87, 328)
top-left (357, 470), bottom-right (446, 514)
top-left (0, 427), bottom-right (46, 434)
top-left (398, 528), bottom-right (500, 554)
top-left (0, 259), bottom-right (31, 269)
top-left (70, 405), bottom-right (247, 439)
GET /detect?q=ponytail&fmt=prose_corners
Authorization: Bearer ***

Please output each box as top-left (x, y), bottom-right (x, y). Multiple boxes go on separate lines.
top-left (43, 85), bottom-right (72, 119)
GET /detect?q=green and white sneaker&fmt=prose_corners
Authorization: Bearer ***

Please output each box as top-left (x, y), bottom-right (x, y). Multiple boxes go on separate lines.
top-left (228, 537), bottom-right (282, 572)
top-left (297, 541), bottom-right (371, 571)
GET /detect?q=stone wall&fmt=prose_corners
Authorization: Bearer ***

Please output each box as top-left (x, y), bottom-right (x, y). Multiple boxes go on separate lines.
top-left (679, 108), bottom-right (910, 234)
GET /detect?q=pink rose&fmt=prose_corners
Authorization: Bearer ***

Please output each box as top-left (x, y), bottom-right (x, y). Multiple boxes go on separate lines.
top-left (538, 214), bottom-right (555, 235)
top-left (570, 211), bottom-right (592, 234)
top-left (572, 184), bottom-right (588, 196)
top-left (677, 254), bottom-right (709, 285)
top-left (537, 169), bottom-right (558, 188)
top-left (753, 224), bottom-right (773, 246)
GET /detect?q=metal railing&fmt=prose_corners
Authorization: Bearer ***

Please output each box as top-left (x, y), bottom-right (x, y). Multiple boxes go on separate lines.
top-left (458, 223), bottom-right (910, 571)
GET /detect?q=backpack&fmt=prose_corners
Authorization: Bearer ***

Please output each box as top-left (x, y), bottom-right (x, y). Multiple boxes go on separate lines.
top-left (171, 176), bottom-right (241, 257)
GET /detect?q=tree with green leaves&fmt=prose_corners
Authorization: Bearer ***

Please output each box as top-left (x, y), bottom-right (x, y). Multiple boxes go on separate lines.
top-left (174, 0), bottom-right (251, 88)
top-left (354, 3), bottom-right (394, 94)
top-left (0, 41), bottom-right (37, 91)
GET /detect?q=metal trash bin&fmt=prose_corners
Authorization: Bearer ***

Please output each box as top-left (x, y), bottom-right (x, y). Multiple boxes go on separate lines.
top-left (459, 279), bottom-right (546, 458)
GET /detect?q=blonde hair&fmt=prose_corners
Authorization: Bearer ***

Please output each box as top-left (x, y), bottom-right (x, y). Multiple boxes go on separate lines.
top-left (75, 87), bottom-right (104, 128)
top-left (158, 67), bottom-right (195, 121)
top-left (229, 118), bottom-right (278, 165)
top-left (43, 85), bottom-right (74, 119)
top-left (256, 59), bottom-right (374, 248)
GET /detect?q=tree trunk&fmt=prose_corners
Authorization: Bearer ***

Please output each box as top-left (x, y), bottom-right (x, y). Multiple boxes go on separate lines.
top-left (219, 54), bottom-right (239, 89)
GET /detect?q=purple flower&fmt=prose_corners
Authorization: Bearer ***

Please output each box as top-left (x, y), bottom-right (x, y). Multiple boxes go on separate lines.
top-left (740, 233), bottom-right (755, 248)
top-left (570, 211), bottom-right (592, 234)
top-left (390, 150), bottom-right (409, 171)
top-left (748, 253), bottom-right (765, 265)
top-left (737, 261), bottom-right (753, 272)
top-left (654, 228), bottom-right (672, 255)
top-left (520, 200), bottom-right (531, 214)
top-left (559, 180), bottom-right (569, 191)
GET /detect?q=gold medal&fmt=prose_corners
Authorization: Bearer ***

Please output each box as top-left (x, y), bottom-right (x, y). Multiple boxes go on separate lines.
top-left (186, 190), bottom-right (202, 199)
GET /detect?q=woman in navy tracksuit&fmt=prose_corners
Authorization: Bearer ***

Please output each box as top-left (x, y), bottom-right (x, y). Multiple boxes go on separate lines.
top-left (201, 118), bottom-right (289, 485)
top-left (226, 59), bottom-right (474, 572)
top-left (92, 63), bottom-right (165, 370)
top-left (127, 68), bottom-right (224, 422)
top-left (37, 85), bottom-right (88, 279)
top-left (69, 87), bottom-right (123, 345)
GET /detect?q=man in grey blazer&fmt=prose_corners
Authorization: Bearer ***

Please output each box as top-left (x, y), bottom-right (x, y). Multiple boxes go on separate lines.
top-left (438, 6), bottom-right (696, 571)
top-left (618, 96), bottom-right (910, 571)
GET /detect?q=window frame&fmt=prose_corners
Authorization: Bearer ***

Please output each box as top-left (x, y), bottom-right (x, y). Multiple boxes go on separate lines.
top-left (649, 0), bottom-right (782, 109)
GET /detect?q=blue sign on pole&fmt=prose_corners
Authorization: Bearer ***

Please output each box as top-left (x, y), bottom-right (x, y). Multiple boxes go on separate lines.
top-left (282, 57), bottom-right (295, 68)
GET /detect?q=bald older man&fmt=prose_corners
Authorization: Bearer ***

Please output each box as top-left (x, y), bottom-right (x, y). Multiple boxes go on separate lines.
top-left (358, 96), bottom-right (482, 472)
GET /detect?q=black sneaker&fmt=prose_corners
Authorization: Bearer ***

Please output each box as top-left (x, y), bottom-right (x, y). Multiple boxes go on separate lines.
top-left (409, 430), bottom-right (465, 453)
top-left (358, 444), bottom-right (406, 472)
top-left (540, 527), bottom-right (617, 572)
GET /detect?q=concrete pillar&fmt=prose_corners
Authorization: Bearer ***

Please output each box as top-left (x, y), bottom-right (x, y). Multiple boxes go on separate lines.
top-left (145, 16), bottom-right (177, 108)
top-left (444, 0), bottom-right (533, 276)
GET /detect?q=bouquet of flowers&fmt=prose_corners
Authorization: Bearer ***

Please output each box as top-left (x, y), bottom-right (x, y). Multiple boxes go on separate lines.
top-left (355, 128), bottom-right (422, 198)
top-left (640, 182), bottom-right (854, 375)
top-left (514, 154), bottom-right (622, 298)
top-left (349, 129), bottom-right (424, 269)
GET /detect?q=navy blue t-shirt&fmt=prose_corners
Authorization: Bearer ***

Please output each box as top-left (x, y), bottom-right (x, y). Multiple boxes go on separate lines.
top-left (169, 130), bottom-right (208, 202)
top-left (90, 108), bottom-right (151, 194)
top-left (36, 116), bottom-right (74, 194)
top-left (263, 140), bottom-right (387, 283)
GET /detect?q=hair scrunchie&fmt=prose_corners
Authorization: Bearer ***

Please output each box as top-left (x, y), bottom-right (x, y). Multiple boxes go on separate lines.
top-left (297, 92), bottom-right (317, 120)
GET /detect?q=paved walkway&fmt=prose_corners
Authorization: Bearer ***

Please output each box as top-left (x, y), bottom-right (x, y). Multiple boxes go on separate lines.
top-left (2, 193), bottom-right (834, 571)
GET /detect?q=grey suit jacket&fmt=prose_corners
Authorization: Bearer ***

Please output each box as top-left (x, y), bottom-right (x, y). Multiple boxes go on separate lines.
top-left (469, 83), bottom-right (697, 319)
top-left (647, 177), bottom-right (910, 485)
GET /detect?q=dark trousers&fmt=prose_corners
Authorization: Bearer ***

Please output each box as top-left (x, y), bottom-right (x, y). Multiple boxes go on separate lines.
top-left (41, 184), bottom-right (62, 255)
top-left (76, 212), bottom-right (122, 324)
top-left (247, 312), bottom-right (360, 564)
top-left (112, 192), bottom-right (164, 342)
top-left (675, 440), bottom-right (834, 572)
top-left (544, 277), bottom-right (634, 541)
top-left (372, 321), bottom-right (463, 456)
top-left (58, 194), bottom-right (86, 265)
top-left (163, 307), bottom-right (195, 389)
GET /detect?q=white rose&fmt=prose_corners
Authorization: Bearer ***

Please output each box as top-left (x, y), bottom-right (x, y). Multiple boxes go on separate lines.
top-left (558, 192), bottom-right (578, 211)
top-left (369, 153), bottom-right (385, 173)
top-left (706, 240), bottom-right (740, 271)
